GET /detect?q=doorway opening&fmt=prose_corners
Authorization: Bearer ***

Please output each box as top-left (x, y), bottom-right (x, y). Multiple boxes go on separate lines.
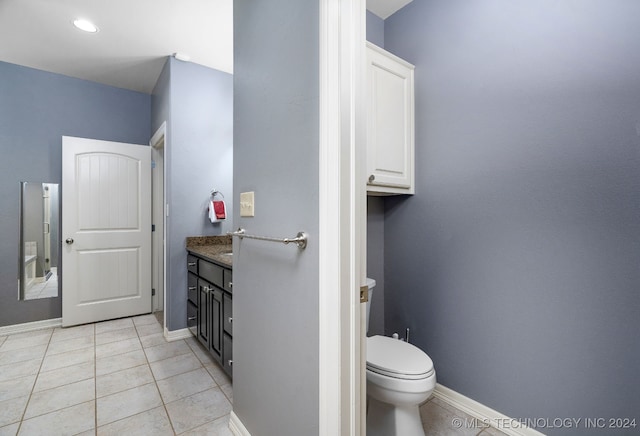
top-left (151, 122), bottom-right (167, 329)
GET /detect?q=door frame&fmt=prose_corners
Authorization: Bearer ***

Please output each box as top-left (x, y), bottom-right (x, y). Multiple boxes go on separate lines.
top-left (318, 0), bottom-right (367, 434)
top-left (150, 122), bottom-right (167, 329)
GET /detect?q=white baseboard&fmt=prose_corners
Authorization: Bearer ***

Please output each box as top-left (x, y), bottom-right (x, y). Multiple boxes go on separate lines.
top-left (163, 327), bottom-right (192, 342)
top-left (229, 411), bottom-right (251, 436)
top-left (434, 384), bottom-right (545, 436)
top-left (0, 318), bottom-right (62, 336)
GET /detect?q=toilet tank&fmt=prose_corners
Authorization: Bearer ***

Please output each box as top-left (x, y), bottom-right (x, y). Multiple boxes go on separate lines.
top-left (365, 278), bottom-right (376, 334)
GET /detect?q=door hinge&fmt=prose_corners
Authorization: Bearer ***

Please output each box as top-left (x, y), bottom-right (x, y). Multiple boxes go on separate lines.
top-left (152, 288), bottom-right (156, 296)
top-left (360, 285), bottom-right (369, 303)
top-left (151, 160), bottom-right (156, 169)
top-left (152, 224), bottom-right (156, 232)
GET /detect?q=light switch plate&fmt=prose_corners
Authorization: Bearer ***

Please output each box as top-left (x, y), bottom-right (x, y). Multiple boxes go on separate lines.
top-left (240, 191), bottom-right (255, 217)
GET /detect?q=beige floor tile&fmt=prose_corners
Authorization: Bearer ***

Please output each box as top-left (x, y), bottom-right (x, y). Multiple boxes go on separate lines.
top-left (181, 414), bottom-right (233, 436)
top-left (165, 388), bottom-right (232, 434)
top-left (144, 340), bottom-right (191, 363)
top-left (0, 358), bottom-right (42, 382)
top-left (0, 344), bottom-right (46, 366)
top-left (45, 335), bottom-right (94, 356)
top-left (96, 364), bottom-right (154, 398)
top-left (204, 363), bottom-right (231, 387)
top-left (95, 337), bottom-right (141, 359)
top-left (0, 374), bottom-right (36, 402)
top-left (0, 395), bottom-right (28, 427)
top-left (96, 383), bottom-right (162, 427)
top-left (95, 326), bottom-right (138, 346)
top-left (149, 353), bottom-right (202, 381)
top-left (97, 406), bottom-right (173, 436)
top-left (19, 401), bottom-right (94, 436)
top-left (40, 347), bottom-right (94, 372)
top-left (156, 368), bottom-right (216, 404)
top-left (0, 422), bottom-right (19, 436)
top-left (135, 322), bottom-right (163, 338)
top-left (24, 378), bottom-right (95, 419)
top-left (479, 426), bottom-right (510, 436)
top-left (95, 318), bottom-right (134, 335)
top-left (131, 314), bottom-right (158, 327)
top-left (34, 362), bottom-right (94, 392)
top-left (96, 349), bottom-right (147, 376)
top-left (0, 332), bottom-right (51, 352)
top-left (186, 337), bottom-right (217, 366)
top-left (419, 398), bottom-right (479, 436)
top-left (219, 383), bottom-right (233, 404)
top-left (50, 324), bottom-right (94, 343)
top-left (140, 333), bottom-right (167, 349)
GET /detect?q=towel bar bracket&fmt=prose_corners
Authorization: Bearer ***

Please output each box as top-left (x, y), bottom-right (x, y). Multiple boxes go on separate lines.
top-left (228, 228), bottom-right (308, 249)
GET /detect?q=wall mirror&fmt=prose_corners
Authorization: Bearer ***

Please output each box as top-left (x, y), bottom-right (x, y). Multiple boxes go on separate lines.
top-left (18, 182), bottom-right (60, 300)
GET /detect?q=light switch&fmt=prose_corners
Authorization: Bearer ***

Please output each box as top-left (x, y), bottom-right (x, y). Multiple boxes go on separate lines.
top-left (240, 191), bottom-right (255, 217)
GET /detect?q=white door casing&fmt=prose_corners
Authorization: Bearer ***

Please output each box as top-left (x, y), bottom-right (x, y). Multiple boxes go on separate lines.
top-left (62, 136), bottom-right (152, 327)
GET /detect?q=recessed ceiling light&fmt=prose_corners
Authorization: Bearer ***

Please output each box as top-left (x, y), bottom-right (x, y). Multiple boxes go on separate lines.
top-left (73, 18), bottom-right (99, 33)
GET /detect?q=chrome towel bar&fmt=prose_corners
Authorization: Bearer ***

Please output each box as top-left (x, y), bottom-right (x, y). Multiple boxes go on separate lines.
top-left (228, 228), bottom-right (308, 249)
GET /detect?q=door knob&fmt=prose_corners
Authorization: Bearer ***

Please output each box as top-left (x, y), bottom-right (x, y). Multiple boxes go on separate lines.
top-left (65, 238), bottom-right (74, 244)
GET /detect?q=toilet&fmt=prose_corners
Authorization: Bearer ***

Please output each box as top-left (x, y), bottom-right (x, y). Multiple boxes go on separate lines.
top-left (365, 278), bottom-right (436, 436)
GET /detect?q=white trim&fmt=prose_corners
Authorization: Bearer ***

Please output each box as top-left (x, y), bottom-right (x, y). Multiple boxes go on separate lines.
top-left (164, 327), bottom-right (192, 342)
top-left (0, 318), bottom-right (62, 335)
top-left (318, 0), bottom-right (366, 434)
top-left (229, 411), bottom-right (251, 436)
top-left (434, 384), bottom-right (545, 436)
top-left (150, 122), bottom-right (167, 332)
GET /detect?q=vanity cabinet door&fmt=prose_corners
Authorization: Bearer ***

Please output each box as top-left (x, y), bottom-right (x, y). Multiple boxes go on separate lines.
top-left (223, 293), bottom-right (233, 336)
top-left (223, 269), bottom-right (233, 293)
top-left (223, 333), bottom-right (233, 377)
top-left (197, 279), bottom-right (210, 348)
top-left (187, 273), bottom-right (198, 305)
top-left (210, 288), bottom-right (223, 363)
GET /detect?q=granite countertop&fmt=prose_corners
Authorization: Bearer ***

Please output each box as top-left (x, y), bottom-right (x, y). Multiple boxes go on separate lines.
top-left (186, 235), bottom-right (233, 267)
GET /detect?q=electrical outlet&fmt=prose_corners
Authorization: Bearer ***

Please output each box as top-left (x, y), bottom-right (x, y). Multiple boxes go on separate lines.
top-left (240, 191), bottom-right (255, 217)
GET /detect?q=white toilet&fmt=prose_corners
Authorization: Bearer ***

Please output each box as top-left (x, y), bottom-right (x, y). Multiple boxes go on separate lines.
top-left (365, 278), bottom-right (436, 436)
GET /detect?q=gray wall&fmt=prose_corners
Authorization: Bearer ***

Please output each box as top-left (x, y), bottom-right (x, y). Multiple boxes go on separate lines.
top-left (233, 0), bottom-right (320, 434)
top-left (0, 61), bottom-right (150, 327)
top-left (383, 0), bottom-right (640, 433)
top-left (151, 57), bottom-right (233, 332)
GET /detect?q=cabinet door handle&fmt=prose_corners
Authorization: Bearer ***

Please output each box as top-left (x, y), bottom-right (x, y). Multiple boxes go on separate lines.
top-left (228, 360), bottom-right (233, 366)
top-left (228, 281), bottom-right (233, 288)
top-left (188, 286), bottom-right (196, 291)
top-left (368, 174), bottom-right (375, 183)
top-left (228, 317), bottom-right (233, 324)
top-left (188, 262), bottom-right (196, 267)
top-left (187, 316), bottom-right (196, 321)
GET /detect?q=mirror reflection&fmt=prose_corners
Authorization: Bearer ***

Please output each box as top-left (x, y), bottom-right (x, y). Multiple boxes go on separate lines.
top-left (19, 182), bottom-right (60, 300)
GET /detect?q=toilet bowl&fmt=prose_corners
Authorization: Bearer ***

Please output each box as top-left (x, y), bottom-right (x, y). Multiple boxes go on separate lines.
top-left (366, 335), bottom-right (436, 436)
top-left (364, 278), bottom-right (436, 436)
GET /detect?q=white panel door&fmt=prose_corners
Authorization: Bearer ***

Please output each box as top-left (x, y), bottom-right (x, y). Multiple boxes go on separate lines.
top-left (62, 136), bottom-right (151, 327)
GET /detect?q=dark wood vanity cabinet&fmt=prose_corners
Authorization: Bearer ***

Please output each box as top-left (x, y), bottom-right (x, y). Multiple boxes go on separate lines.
top-left (187, 253), bottom-right (233, 377)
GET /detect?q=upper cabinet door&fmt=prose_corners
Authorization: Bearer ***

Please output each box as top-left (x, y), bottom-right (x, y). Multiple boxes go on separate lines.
top-left (366, 42), bottom-right (415, 195)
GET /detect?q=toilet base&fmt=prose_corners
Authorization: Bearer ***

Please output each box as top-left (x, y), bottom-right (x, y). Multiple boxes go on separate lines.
top-left (367, 396), bottom-right (425, 436)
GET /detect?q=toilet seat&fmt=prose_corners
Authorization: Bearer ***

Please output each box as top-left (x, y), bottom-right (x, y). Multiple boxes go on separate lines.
top-left (367, 335), bottom-right (434, 380)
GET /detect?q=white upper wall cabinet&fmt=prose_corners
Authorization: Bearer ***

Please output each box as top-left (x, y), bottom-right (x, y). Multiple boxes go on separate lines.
top-left (366, 42), bottom-right (415, 195)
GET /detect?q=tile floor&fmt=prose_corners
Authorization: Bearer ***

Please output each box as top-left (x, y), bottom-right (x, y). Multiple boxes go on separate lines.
top-left (0, 313), bottom-right (508, 435)
top-left (419, 397), bottom-right (509, 436)
top-left (0, 313), bottom-right (232, 435)
top-left (24, 268), bottom-right (58, 300)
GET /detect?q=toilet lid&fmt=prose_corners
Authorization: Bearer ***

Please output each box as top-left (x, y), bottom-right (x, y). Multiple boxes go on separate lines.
top-left (366, 335), bottom-right (434, 379)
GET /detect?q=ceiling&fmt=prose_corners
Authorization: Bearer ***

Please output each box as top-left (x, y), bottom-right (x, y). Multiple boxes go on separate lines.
top-left (0, 0), bottom-right (411, 94)
top-left (0, 0), bottom-right (233, 94)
